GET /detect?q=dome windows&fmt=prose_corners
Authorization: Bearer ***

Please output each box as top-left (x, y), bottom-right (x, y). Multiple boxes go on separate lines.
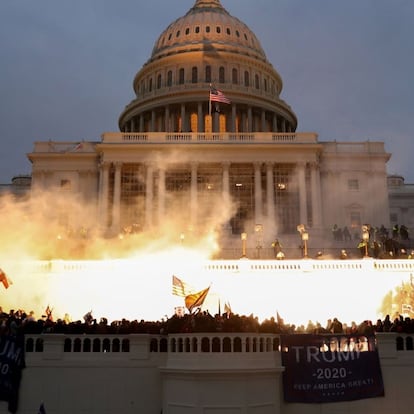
top-left (195, 26), bottom-right (200, 34)
top-left (216, 26), bottom-right (221, 34)
top-left (205, 66), bottom-right (212, 83)
top-left (206, 26), bottom-right (210, 33)
top-left (185, 28), bottom-right (190, 35)
top-left (192, 67), bottom-right (198, 83)
top-left (219, 67), bottom-right (225, 83)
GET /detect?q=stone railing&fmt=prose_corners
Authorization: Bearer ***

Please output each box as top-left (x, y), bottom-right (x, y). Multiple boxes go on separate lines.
top-left (100, 132), bottom-right (318, 144)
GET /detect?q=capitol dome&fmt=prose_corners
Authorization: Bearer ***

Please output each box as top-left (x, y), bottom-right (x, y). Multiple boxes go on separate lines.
top-left (119, 0), bottom-right (297, 134)
top-left (150, 0), bottom-right (267, 63)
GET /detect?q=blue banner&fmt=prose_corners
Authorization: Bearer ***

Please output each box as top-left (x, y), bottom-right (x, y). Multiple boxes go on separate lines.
top-left (0, 334), bottom-right (25, 413)
top-left (281, 334), bottom-right (384, 403)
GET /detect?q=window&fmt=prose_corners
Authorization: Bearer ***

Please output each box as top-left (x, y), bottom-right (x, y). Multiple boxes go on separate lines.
top-left (205, 65), bottom-right (211, 83)
top-left (206, 26), bottom-right (210, 33)
top-left (195, 26), bottom-right (200, 33)
top-left (244, 70), bottom-right (250, 87)
top-left (192, 66), bottom-right (198, 83)
top-left (216, 26), bottom-right (221, 34)
top-left (232, 68), bottom-right (238, 84)
top-left (157, 74), bottom-right (162, 89)
top-left (219, 66), bottom-right (225, 83)
top-left (348, 179), bottom-right (359, 190)
top-left (179, 68), bottom-right (185, 84)
top-left (255, 74), bottom-right (260, 89)
top-left (167, 70), bottom-right (172, 87)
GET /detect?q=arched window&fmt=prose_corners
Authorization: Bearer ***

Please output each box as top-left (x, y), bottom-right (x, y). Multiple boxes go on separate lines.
top-left (232, 68), bottom-right (238, 84)
top-left (205, 65), bottom-right (211, 83)
top-left (192, 66), bottom-right (198, 83)
top-left (179, 68), bottom-right (185, 85)
top-left (244, 71), bottom-right (250, 87)
top-left (167, 70), bottom-right (172, 87)
top-left (149, 78), bottom-right (153, 92)
top-left (83, 338), bottom-right (91, 352)
top-left (102, 338), bottom-right (111, 352)
top-left (93, 338), bottom-right (101, 352)
top-left (112, 338), bottom-right (120, 352)
top-left (255, 74), bottom-right (260, 89)
top-left (219, 66), bottom-right (225, 83)
top-left (157, 74), bottom-right (162, 89)
top-left (212, 337), bottom-right (221, 352)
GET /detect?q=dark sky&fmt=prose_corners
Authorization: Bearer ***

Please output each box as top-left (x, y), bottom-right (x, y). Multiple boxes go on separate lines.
top-left (1, 0), bottom-right (413, 183)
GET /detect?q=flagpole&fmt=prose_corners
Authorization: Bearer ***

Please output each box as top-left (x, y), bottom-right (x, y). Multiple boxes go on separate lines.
top-left (209, 83), bottom-right (212, 116)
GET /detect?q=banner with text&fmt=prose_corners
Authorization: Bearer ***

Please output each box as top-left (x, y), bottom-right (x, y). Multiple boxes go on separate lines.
top-left (0, 334), bottom-right (25, 413)
top-left (281, 334), bottom-right (384, 403)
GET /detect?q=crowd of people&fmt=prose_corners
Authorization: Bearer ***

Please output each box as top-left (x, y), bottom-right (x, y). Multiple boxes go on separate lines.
top-left (1, 306), bottom-right (414, 337)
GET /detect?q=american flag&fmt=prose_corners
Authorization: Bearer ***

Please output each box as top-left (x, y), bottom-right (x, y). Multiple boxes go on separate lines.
top-left (172, 275), bottom-right (191, 297)
top-left (209, 86), bottom-right (231, 104)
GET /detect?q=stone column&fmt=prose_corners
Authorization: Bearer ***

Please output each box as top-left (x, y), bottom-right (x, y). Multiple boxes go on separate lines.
top-left (273, 114), bottom-right (278, 132)
top-left (261, 110), bottom-right (266, 132)
top-left (254, 162), bottom-right (263, 224)
top-left (222, 162), bottom-right (230, 204)
top-left (180, 104), bottom-right (186, 132)
top-left (164, 106), bottom-right (170, 132)
top-left (266, 162), bottom-right (275, 224)
top-left (281, 118), bottom-right (286, 133)
top-left (297, 162), bottom-right (308, 226)
top-left (158, 168), bottom-right (166, 223)
top-left (99, 161), bottom-right (110, 230)
top-left (151, 110), bottom-right (155, 132)
top-left (247, 107), bottom-right (253, 132)
top-left (145, 163), bottom-right (154, 229)
top-left (197, 102), bottom-right (203, 133)
top-left (139, 115), bottom-right (144, 133)
top-left (111, 162), bottom-right (122, 233)
top-left (190, 162), bottom-right (198, 226)
top-left (231, 104), bottom-right (237, 133)
top-left (310, 162), bottom-right (323, 228)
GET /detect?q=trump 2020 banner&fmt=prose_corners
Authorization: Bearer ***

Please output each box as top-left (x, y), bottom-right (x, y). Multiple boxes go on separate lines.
top-left (0, 334), bottom-right (25, 413)
top-left (281, 334), bottom-right (384, 403)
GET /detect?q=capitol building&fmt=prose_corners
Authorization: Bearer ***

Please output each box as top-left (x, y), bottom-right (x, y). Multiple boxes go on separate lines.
top-left (19, 0), bottom-right (409, 254)
top-left (2, 2), bottom-right (414, 414)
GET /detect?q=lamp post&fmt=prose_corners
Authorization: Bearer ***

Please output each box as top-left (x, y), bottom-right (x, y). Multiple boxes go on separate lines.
top-left (302, 231), bottom-right (309, 258)
top-left (362, 227), bottom-right (370, 257)
top-left (241, 232), bottom-right (247, 258)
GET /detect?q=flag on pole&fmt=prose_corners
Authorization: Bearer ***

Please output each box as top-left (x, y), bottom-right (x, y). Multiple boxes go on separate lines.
top-left (172, 275), bottom-right (191, 297)
top-left (0, 268), bottom-right (11, 289)
top-left (45, 305), bottom-right (53, 321)
top-left (224, 301), bottom-right (232, 316)
top-left (209, 86), bottom-right (231, 104)
top-left (185, 286), bottom-right (211, 313)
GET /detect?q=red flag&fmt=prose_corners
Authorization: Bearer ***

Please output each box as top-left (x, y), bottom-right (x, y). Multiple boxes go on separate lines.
top-left (185, 286), bottom-right (210, 313)
top-left (0, 268), bottom-right (11, 289)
